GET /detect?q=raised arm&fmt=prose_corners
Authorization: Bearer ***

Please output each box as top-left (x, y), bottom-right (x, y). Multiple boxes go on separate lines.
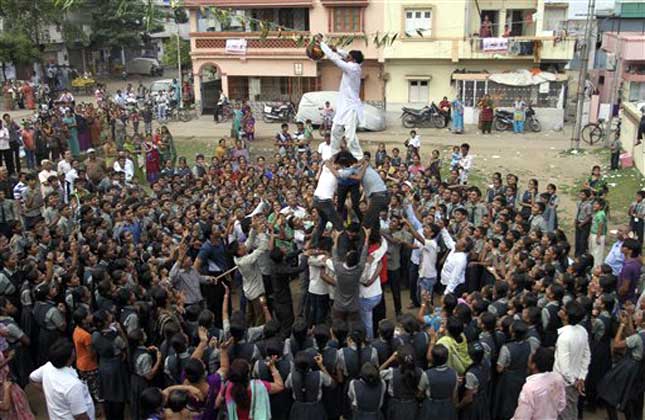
top-left (319, 41), bottom-right (354, 73)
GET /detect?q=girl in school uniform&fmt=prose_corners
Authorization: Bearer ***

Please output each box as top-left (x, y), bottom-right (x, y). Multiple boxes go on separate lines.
top-left (492, 320), bottom-right (531, 420)
top-left (347, 362), bottom-right (386, 419)
top-left (286, 351), bottom-right (333, 420)
top-left (337, 325), bottom-right (379, 419)
top-left (379, 346), bottom-right (421, 419)
top-left (418, 344), bottom-right (458, 420)
top-left (315, 325), bottom-right (343, 420)
top-left (253, 339), bottom-right (293, 420)
top-left (458, 341), bottom-right (491, 420)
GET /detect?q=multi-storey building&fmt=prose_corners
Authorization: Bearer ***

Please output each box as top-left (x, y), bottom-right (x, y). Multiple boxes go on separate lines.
top-left (382, 0), bottom-right (576, 127)
top-left (185, 0), bottom-right (384, 113)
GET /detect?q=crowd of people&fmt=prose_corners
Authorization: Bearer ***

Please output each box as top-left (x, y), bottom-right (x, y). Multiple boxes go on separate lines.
top-left (0, 39), bottom-right (644, 420)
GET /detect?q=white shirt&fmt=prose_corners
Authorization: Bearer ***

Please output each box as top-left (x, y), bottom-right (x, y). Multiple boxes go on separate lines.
top-left (57, 159), bottom-right (72, 176)
top-left (308, 255), bottom-right (330, 295)
top-left (325, 258), bottom-right (336, 300)
top-left (439, 228), bottom-right (468, 294)
top-left (314, 166), bottom-right (338, 200)
top-left (553, 324), bottom-right (591, 386)
top-left (459, 154), bottom-right (473, 183)
top-left (318, 142), bottom-right (333, 161)
top-left (113, 159), bottom-right (134, 181)
top-left (319, 42), bottom-right (364, 126)
top-left (409, 135), bottom-right (421, 149)
top-left (360, 239), bottom-right (387, 298)
top-left (0, 127), bottom-right (9, 151)
top-left (29, 362), bottom-right (96, 420)
top-left (419, 238), bottom-right (438, 279)
top-left (280, 205), bottom-right (307, 220)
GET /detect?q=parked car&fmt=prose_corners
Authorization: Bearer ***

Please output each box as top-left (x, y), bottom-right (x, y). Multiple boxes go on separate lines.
top-left (295, 91), bottom-right (386, 131)
top-left (149, 79), bottom-right (174, 98)
top-left (126, 57), bottom-right (163, 76)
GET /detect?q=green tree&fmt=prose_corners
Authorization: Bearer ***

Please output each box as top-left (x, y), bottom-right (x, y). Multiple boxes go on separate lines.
top-left (0, 33), bottom-right (41, 80)
top-left (162, 38), bottom-right (191, 68)
top-left (89, 0), bottom-right (163, 50)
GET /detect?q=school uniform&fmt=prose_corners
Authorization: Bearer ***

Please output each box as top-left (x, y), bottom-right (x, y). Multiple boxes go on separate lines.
top-left (598, 330), bottom-right (645, 417)
top-left (459, 359), bottom-right (492, 420)
top-left (394, 331), bottom-right (430, 370)
top-left (418, 364), bottom-right (458, 420)
top-left (286, 368), bottom-right (333, 420)
top-left (256, 356), bottom-right (293, 420)
top-left (541, 300), bottom-right (562, 347)
top-left (321, 344), bottom-right (342, 420)
top-left (131, 346), bottom-right (155, 420)
top-left (381, 367), bottom-right (421, 419)
top-left (32, 299), bottom-right (65, 366)
top-left (586, 311), bottom-right (615, 405)
top-left (492, 340), bottom-right (531, 420)
top-left (338, 344), bottom-right (379, 418)
top-left (348, 377), bottom-right (386, 420)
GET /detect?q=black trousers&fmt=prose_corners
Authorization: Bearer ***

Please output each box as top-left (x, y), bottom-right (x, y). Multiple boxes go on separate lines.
top-left (0, 149), bottom-right (13, 176)
top-left (610, 151), bottom-right (620, 170)
top-left (201, 273), bottom-right (230, 328)
top-left (363, 192), bottom-right (390, 232)
top-left (387, 269), bottom-right (402, 315)
top-left (312, 198), bottom-right (344, 247)
top-left (408, 262), bottom-right (420, 308)
top-left (575, 223), bottom-right (591, 256)
top-left (337, 183), bottom-right (362, 222)
top-left (10, 143), bottom-right (20, 175)
top-left (631, 217), bottom-right (644, 245)
top-left (372, 293), bottom-right (386, 335)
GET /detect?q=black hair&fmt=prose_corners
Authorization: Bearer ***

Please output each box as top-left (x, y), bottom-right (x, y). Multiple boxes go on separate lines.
top-left (229, 359), bottom-right (251, 409)
top-left (140, 387), bottom-right (164, 418)
top-left (348, 50), bottom-right (364, 64)
top-left (623, 238), bottom-right (642, 258)
top-left (346, 250), bottom-right (360, 268)
top-left (265, 338), bottom-right (283, 358)
top-left (565, 301), bottom-right (585, 325)
top-left (293, 351), bottom-right (313, 399)
top-left (332, 319), bottom-right (348, 347)
top-left (469, 341), bottom-right (485, 365)
top-left (532, 347), bottom-right (555, 373)
top-left (446, 316), bottom-right (464, 342)
top-left (184, 358), bottom-right (205, 384)
top-left (290, 318), bottom-right (309, 354)
top-left (443, 293), bottom-right (458, 315)
top-left (511, 320), bottom-right (528, 340)
top-left (431, 344), bottom-right (449, 366)
top-left (167, 390), bottom-right (189, 413)
top-left (480, 312), bottom-right (497, 332)
top-left (359, 362), bottom-right (379, 385)
top-left (397, 345), bottom-right (420, 391)
top-left (313, 325), bottom-right (330, 350)
top-left (49, 339), bottom-right (74, 368)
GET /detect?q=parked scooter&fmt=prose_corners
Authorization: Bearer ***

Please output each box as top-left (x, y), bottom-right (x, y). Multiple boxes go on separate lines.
top-left (494, 104), bottom-right (541, 132)
top-left (262, 102), bottom-right (296, 123)
top-left (401, 102), bottom-right (446, 128)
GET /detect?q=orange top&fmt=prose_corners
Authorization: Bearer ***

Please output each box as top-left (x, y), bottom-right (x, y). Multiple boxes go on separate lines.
top-left (73, 326), bottom-right (97, 371)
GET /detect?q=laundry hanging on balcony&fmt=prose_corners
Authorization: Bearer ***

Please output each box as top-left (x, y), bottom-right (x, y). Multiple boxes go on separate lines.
top-left (225, 39), bottom-right (248, 55)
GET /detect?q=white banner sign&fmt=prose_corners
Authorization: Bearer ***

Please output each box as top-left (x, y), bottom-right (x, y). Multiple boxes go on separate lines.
top-left (481, 37), bottom-right (509, 53)
top-left (225, 39), bottom-right (247, 55)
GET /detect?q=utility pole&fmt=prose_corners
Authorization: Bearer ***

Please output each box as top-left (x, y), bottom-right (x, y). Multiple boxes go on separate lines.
top-left (571, 0), bottom-right (596, 150)
top-left (177, 26), bottom-right (183, 109)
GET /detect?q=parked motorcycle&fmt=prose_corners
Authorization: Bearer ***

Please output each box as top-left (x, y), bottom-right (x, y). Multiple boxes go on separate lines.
top-left (493, 105), bottom-right (541, 132)
top-left (401, 102), bottom-right (446, 128)
top-left (262, 102), bottom-right (296, 123)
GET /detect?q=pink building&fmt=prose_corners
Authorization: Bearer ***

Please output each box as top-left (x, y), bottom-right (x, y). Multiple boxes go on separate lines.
top-left (185, 0), bottom-right (384, 113)
top-left (591, 32), bottom-right (645, 104)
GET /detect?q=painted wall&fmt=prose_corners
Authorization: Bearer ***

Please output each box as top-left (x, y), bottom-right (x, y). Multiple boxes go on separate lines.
top-left (621, 102), bottom-right (643, 174)
top-left (384, 59), bottom-right (536, 104)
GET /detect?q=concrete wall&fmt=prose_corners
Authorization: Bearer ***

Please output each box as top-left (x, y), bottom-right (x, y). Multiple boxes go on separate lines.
top-left (622, 102), bottom-right (644, 174)
top-left (384, 59), bottom-right (536, 104)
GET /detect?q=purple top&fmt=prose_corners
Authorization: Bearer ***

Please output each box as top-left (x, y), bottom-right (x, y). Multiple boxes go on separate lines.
top-left (187, 373), bottom-right (223, 420)
top-left (619, 258), bottom-right (642, 303)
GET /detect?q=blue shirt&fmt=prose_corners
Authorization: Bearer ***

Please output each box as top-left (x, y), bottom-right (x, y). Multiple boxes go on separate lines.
top-left (197, 239), bottom-right (227, 274)
top-left (605, 240), bottom-right (625, 276)
top-left (123, 222), bottom-right (142, 244)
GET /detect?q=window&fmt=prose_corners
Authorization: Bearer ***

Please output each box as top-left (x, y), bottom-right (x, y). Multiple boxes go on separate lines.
top-left (405, 9), bottom-right (432, 37)
top-left (629, 82), bottom-right (645, 102)
top-left (333, 7), bottom-right (361, 33)
top-left (408, 80), bottom-right (429, 103)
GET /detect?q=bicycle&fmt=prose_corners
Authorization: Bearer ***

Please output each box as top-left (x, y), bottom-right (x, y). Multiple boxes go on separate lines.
top-left (582, 118), bottom-right (621, 145)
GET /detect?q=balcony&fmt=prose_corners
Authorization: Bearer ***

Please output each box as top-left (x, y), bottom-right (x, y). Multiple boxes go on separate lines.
top-left (623, 71), bottom-right (645, 83)
top-left (602, 33), bottom-right (645, 61)
top-left (190, 31), bottom-right (309, 57)
top-left (384, 36), bottom-right (575, 62)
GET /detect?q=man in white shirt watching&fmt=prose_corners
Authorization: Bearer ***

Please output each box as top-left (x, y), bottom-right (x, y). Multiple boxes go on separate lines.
top-left (30, 338), bottom-right (95, 420)
top-left (316, 34), bottom-right (365, 160)
top-left (553, 300), bottom-right (591, 420)
top-left (317, 133), bottom-right (333, 161)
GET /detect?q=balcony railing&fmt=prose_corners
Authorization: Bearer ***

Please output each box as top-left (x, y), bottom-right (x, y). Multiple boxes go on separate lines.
top-left (191, 31), bottom-right (309, 52)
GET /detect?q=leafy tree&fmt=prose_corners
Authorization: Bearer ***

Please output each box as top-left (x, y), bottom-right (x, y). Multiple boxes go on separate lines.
top-left (162, 38), bottom-right (191, 68)
top-left (88, 0), bottom-right (163, 50)
top-left (0, 33), bottom-right (41, 80)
